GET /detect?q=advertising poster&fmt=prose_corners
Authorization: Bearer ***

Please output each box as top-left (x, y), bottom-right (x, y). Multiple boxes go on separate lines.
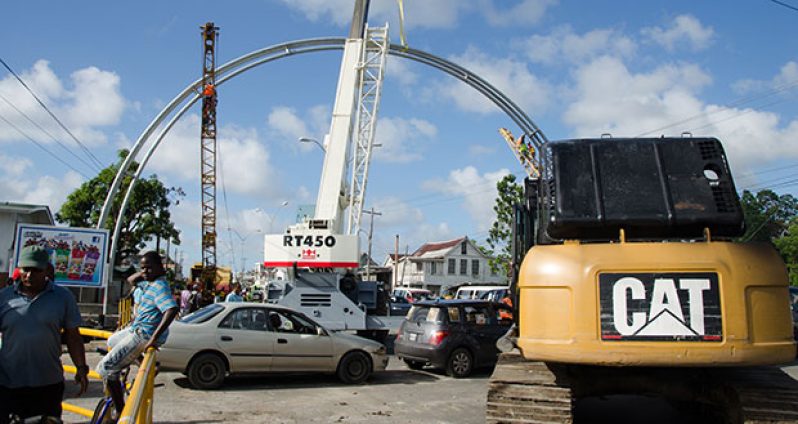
top-left (14, 224), bottom-right (109, 288)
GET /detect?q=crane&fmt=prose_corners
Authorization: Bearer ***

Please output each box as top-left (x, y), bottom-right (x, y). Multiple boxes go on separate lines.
top-left (199, 22), bottom-right (219, 290)
top-left (262, 0), bottom-right (395, 335)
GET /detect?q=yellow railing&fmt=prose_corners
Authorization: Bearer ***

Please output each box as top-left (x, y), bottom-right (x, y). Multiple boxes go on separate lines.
top-left (118, 297), bottom-right (134, 328)
top-left (118, 347), bottom-right (157, 424)
top-left (62, 327), bottom-right (158, 424)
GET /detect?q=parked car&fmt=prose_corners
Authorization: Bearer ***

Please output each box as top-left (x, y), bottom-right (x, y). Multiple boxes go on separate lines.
top-left (394, 299), bottom-right (513, 378)
top-left (454, 285), bottom-right (510, 302)
top-left (158, 302), bottom-right (389, 389)
top-left (389, 295), bottom-right (413, 316)
top-left (392, 288), bottom-right (433, 303)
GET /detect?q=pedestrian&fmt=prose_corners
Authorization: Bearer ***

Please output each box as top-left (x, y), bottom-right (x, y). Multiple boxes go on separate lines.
top-left (179, 283), bottom-right (193, 317)
top-left (0, 245), bottom-right (89, 423)
top-left (95, 251), bottom-right (178, 415)
top-left (225, 283), bottom-right (243, 302)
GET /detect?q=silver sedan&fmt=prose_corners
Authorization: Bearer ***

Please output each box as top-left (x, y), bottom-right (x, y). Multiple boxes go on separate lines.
top-left (158, 302), bottom-right (389, 389)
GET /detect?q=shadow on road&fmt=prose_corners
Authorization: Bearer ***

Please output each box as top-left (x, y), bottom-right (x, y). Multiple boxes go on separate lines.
top-left (172, 368), bottom-right (443, 391)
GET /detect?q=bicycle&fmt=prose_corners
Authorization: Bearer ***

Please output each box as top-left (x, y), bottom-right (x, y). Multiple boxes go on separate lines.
top-left (6, 415), bottom-right (62, 424)
top-left (89, 347), bottom-right (135, 424)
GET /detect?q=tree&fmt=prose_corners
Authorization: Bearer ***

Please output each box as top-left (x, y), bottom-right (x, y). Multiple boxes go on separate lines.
top-left (56, 149), bottom-right (183, 264)
top-left (738, 189), bottom-right (798, 242)
top-left (485, 174), bottom-right (523, 275)
top-left (739, 189), bottom-right (798, 286)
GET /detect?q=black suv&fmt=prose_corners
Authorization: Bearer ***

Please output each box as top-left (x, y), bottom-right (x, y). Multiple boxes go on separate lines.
top-left (394, 299), bottom-right (513, 378)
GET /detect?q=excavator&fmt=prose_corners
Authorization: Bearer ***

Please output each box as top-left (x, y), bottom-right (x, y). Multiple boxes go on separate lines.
top-left (488, 135), bottom-right (798, 423)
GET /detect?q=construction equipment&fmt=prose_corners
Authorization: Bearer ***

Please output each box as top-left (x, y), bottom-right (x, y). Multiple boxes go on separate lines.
top-left (262, 0), bottom-right (398, 337)
top-left (199, 22), bottom-right (219, 291)
top-left (499, 128), bottom-right (539, 178)
top-left (487, 136), bottom-right (798, 423)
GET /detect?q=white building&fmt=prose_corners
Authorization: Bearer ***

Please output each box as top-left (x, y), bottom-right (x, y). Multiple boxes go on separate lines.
top-left (384, 236), bottom-right (505, 294)
top-left (0, 202), bottom-right (54, 285)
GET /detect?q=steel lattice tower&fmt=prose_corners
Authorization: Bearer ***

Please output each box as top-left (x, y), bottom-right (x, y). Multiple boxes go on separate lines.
top-left (200, 22), bottom-right (218, 289)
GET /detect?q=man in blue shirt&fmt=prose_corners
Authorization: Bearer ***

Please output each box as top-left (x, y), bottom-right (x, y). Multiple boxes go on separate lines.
top-left (225, 283), bottom-right (244, 302)
top-left (96, 251), bottom-right (178, 415)
top-left (0, 245), bottom-right (89, 423)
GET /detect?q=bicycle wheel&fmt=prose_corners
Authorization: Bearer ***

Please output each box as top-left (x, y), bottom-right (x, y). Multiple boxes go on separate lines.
top-left (89, 397), bottom-right (115, 424)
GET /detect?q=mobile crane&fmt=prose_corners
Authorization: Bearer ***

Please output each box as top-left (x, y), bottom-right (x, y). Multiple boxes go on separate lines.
top-left (487, 135), bottom-right (798, 423)
top-left (262, 0), bottom-right (399, 337)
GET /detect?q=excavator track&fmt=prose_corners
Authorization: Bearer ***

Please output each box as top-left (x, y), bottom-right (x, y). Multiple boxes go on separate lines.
top-left (487, 352), bottom-right (798, 423)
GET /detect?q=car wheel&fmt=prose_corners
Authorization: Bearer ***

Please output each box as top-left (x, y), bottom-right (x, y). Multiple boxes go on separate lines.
top-left (187, 353), bottom-right (226, 389)
top-left (337, 351), bottom-right (372, 384)
top-left (446, 347), bottom-right (473, 378)
top-left (404, 359), bottom-right (425, 370)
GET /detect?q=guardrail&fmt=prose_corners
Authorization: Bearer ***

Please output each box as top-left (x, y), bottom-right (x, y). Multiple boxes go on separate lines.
top-left (118, 347), bottom-right (157, 424)
top-left (61, 327), bottom-right (158, 424)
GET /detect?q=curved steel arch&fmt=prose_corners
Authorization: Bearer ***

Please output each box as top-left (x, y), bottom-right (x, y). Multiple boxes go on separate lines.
top-left (98, 37), bottom-right (549, 272)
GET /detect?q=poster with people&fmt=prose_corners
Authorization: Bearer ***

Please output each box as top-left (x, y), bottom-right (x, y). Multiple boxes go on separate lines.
top-left (14, 224), bottom-right (109, 288)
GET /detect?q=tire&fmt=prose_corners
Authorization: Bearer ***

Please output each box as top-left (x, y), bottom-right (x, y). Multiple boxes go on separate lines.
top-left (446, 347), bottom-right (473, 378)
top-left (404, 359), bottom-right (425, 370)
top-left (187, 353), bottom-right (226, 389)
top-left (337, 351), bottom-right (372, 384)
top-left (90, 398), bottom-right (115, 424)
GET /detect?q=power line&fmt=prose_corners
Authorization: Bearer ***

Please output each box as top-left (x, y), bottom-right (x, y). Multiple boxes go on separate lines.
top-left (0, 57), bottom-right (105, 169)
top-left (769, 0), bottom-right (798, 13)
top-left (0, 91), bottom-right (101, 173)
top-left (217, 145), bottom-right (236, 271)
top-left (0, 111), bottom-right (90, 179)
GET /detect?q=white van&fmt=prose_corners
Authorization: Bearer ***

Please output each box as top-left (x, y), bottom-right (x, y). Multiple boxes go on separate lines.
top-left (455, 285), bottom-right (509, 302)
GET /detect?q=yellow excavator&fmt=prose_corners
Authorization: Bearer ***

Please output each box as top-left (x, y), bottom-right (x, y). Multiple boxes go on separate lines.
top-left (488, 136), bottom-right (798, 423)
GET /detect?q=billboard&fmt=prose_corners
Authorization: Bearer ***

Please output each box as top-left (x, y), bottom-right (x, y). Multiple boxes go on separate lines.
top-left (13, 224), bottom-right (109, 288)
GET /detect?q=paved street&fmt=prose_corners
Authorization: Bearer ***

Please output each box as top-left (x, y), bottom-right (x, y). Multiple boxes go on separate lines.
top-left (61, 349), bottom-right (798, 424)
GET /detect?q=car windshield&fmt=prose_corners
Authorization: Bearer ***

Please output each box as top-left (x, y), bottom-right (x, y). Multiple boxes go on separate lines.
top-left (180, 303), bottom-right (225, 324)
top-left (407, 306), bottom-right (446, 323)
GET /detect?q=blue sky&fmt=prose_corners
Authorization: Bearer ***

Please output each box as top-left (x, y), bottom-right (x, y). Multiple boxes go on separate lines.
top-left (2, 0), bottom-right (797, 272)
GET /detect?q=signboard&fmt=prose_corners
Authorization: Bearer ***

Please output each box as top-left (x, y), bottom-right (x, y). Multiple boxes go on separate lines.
top-left (599, 272), bottom-right (722, 342)
top-left (263, 231), bottom-right (359, 268)
top-left (14, 224), bottom-right (109, 288)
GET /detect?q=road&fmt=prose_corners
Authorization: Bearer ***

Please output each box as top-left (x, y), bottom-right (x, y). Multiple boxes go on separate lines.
top-left (62, 350), bottom-right (798, 424)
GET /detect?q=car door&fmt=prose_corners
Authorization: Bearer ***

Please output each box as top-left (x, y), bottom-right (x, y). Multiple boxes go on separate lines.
top-left (216, 307), bottom-right (273, 372)
top-left (268, 310), bottom-right (334, 372)
top-left (462, 304), bottom-right (498, 364)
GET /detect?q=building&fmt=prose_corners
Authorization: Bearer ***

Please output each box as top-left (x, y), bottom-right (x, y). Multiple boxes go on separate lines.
top-left (0, 202), bottom-right (54, 285)
top-left (384, 236), bottom-right (505, 294)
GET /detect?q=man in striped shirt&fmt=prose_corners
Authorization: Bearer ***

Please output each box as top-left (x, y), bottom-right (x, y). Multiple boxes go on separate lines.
top-left (96, 251), bottom-right (178, 414)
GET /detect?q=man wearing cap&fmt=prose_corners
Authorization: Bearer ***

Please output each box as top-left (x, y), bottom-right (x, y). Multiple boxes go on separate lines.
top-left (0, 245), bottom-right (89, 423)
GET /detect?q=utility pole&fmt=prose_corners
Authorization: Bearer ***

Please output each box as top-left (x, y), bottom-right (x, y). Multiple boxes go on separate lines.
top-left (393, 234), bottom-right (399, 291)
top-left (200, 22), bottom-right (219, 292)
top-left (362, 207), bottom-right (381, 280)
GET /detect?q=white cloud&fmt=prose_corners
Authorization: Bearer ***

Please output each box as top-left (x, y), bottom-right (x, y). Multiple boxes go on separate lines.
top-left (0, 60), bottom-right (125, 147)
top-left (266, 105), bottom-right (330, 152)
top-left (277, 0), bottom-right (467, 29)
top-left (480, 0), bottom-right (558, 26)
top-left (436, 47), bottom-right (551, 115)
top-left (373, 117), bottom-right (437, 163)
top-left (516, 26), bottom-right (636, 65)
top-left (422, 166), bottom-right (510, 232)
top-left (641, 14), bottom-right (714, 52)
top-left (0, 153), bottom-right (84, 212)
top-left (370, 196), bottom-right (424, 227)
top-left (733, 61), bottom-right (798, 95)
top-left (468, 144), bottom-right (495, 156)
top-left (149, 114), bottom-right (281, 197)
top-left (563, 56), bottom-right (712, 136)
top-left (563, 56), bottom-right (798, 173)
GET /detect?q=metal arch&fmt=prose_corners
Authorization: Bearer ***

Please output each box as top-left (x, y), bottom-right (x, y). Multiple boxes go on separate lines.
top-left (97, 37), bottom-right (549, 271)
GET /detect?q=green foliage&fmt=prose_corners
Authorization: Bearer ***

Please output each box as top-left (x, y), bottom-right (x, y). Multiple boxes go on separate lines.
top-left (56, 149), bottom-right (184, 263)
top-left (485, 174), bottom-right (523, 275)
top-left (739, 189), bottom-right (798, 285)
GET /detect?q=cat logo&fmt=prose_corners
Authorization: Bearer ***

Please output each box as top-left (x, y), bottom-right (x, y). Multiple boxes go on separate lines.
top-left (599, 273), bottom-right (722, 342)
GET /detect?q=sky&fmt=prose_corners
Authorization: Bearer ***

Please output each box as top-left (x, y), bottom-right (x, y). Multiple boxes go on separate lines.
top-left (2, 0), bottom-right (798, 273)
